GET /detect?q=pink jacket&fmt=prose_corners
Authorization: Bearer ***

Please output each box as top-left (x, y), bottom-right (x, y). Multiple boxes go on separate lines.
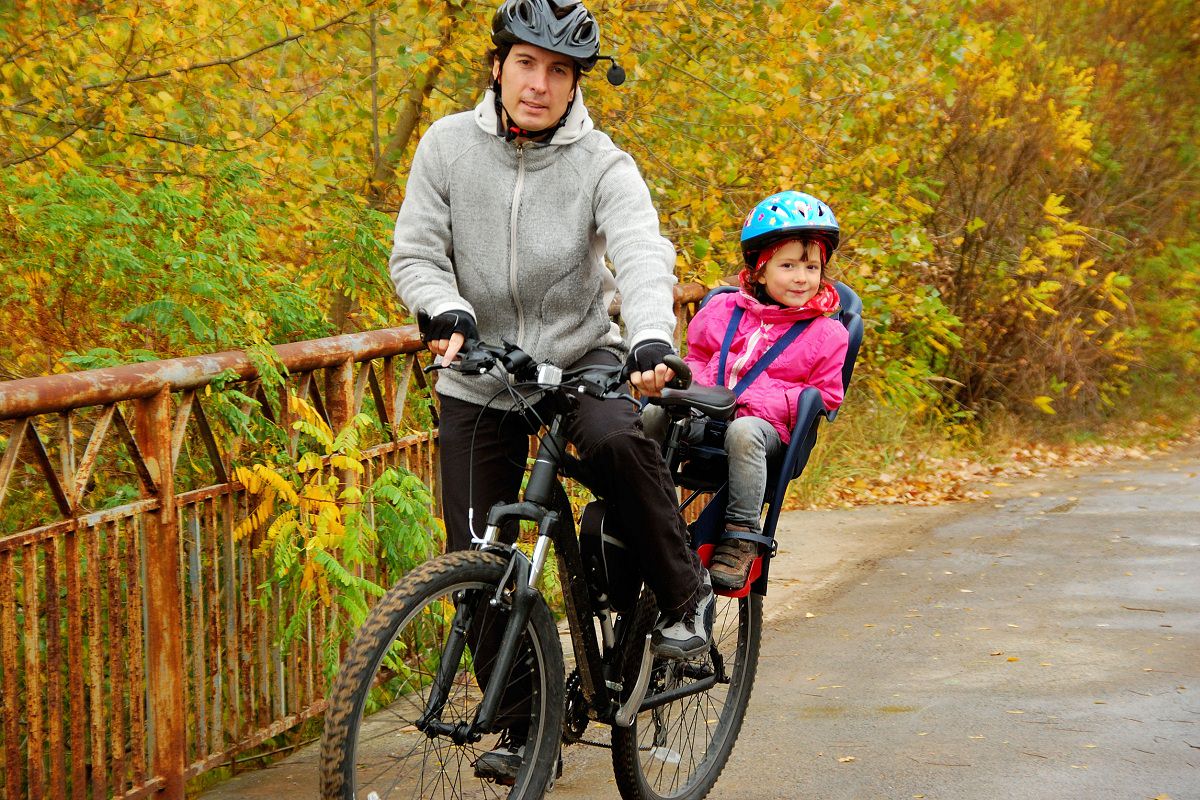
top-left (684, 289), bottom-right (849, 444)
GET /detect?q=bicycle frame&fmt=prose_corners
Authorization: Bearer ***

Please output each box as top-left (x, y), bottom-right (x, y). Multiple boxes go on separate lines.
top-left (415, 405), bottom-right (717, 744)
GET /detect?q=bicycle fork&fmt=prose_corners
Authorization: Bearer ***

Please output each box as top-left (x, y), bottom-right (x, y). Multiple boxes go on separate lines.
top-left (417, 460), bottom-right (563, 743)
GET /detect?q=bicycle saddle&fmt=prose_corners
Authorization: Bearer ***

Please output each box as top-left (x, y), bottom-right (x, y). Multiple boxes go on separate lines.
top-left (651, 385), bottom-right (737, 420)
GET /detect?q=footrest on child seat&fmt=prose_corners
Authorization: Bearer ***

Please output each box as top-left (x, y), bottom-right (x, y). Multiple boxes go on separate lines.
top-left (709, 531), bottom-right (776, 597)
top-left (697, 541), bottom-right (764, 599)
top-left (686, 486), bottom-right (776, 599)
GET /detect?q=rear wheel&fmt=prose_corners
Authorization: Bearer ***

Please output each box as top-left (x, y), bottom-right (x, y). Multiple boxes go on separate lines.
top-left (610, 591), bottom-right (762, 800)
top-left (320, 550), bottom-right (565, 799)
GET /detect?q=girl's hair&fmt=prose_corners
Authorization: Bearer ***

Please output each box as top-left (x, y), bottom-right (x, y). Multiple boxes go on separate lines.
top-left (739, 236), bottom-right (829, 296)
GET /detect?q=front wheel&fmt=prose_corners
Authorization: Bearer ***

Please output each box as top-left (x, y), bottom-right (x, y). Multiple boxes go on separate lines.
top-left (320, 550), bottom-right (565, 800)
top-left (611, 591), bottom-right (762, 800)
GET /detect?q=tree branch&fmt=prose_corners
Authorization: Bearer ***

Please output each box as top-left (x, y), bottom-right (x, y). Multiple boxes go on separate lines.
top-left (6, 1), bottom-right (379, 105)
top-left (364, 2), bottom-right (454, 210)
top-left (2, 123), bottom-right (85, 167)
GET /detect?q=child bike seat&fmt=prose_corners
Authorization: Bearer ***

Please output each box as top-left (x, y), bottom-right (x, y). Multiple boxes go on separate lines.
top-left (651, 385), bottom-right (737, 420)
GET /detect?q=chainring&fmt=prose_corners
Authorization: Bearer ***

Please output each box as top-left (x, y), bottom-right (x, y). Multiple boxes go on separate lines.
top-left (562, 669), bottom-right (590, 744)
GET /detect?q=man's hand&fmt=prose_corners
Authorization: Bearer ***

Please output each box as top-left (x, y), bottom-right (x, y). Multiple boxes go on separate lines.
top-left (626, 339), bottom-right (677, 397)
top-left (418, 310), bottom-right (478, 366)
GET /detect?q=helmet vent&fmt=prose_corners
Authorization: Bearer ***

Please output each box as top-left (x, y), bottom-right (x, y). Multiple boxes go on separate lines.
top-left (493, 0), bottom-right (601, 70)
top-left (739, 190), bottom-right (841, 267)
top-left (572, 20), bottom-right (595, 43)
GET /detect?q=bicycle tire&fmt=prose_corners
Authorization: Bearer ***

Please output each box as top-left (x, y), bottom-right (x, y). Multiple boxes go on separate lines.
top-left (610, 590), bottom-right (762, 800)
top-left (320, 550), bottom-right (565, 800)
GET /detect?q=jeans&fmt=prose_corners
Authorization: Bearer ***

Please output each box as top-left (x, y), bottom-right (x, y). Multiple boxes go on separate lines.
top-left (436, 349), bottom-right (704, 617)
top-left (642, 407), bottom-right (783, 535)
top-left (722, 416), bottom-right (783, 534)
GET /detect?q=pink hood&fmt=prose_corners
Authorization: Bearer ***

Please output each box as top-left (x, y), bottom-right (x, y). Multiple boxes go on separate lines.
top-left (683, 288), bottom-right (849, 443)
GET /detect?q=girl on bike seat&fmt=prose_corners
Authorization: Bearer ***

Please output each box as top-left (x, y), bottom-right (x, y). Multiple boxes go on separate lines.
top-left (647, 191), bottom-right (850, 591)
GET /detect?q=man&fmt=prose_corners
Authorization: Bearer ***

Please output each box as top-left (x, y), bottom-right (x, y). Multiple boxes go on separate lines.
top-left (389, 0), bottom-right (712, 782)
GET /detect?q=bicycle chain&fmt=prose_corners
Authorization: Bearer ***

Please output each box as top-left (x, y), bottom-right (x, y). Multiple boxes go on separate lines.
top-left (562, 669), bottom-right (613, 749)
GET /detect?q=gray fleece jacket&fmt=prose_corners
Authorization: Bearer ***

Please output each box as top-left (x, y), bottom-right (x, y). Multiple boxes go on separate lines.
top-left (389, 89), bottom-right (678, 407)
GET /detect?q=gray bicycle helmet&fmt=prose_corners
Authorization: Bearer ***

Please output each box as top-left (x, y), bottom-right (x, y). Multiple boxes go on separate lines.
top-left (492, 0), bottom-right (601, 71)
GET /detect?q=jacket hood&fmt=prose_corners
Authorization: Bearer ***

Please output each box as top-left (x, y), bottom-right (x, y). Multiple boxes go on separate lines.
top-left (475, 88), bottom-right (595, 146)
top-left (735, 280), bottom-right (841, 323)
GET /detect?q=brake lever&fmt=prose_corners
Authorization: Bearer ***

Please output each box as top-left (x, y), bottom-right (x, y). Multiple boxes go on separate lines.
top-left (421, 338), bottom-right (494, 374)
top-left (604, 390), bottom-right (641, 409)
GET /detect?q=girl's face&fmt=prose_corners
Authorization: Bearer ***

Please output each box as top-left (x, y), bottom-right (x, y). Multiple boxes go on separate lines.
top-left (757, 239), bottom-right (823, 307)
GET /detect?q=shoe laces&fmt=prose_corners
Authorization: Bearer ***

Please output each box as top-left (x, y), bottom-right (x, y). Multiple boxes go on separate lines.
top-left (667, 589), bottom-right (712, 633)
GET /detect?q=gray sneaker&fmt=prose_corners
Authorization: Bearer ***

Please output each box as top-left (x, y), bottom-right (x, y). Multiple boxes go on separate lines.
top-left (651, 574), bottom-right (715, 659)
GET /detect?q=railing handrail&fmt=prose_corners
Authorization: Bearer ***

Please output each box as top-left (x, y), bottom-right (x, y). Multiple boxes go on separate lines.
top-left (0, 325), bottom-right (423, 421)
top-left (0, 283), bottom-right (710, 422)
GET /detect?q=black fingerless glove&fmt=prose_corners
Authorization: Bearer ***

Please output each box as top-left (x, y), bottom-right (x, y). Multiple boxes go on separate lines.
top-left (625, 338), bottom-right (676, 376)
top-left (417, 309), bottom-right (478, 343)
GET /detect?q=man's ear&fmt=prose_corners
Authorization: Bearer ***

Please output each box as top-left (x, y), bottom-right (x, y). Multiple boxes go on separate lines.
top-left (492, 57), bottom-right (501, 82)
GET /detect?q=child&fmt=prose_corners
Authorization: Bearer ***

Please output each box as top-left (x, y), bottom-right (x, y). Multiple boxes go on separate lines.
top-left (667, 191), bottom-right (850, 590)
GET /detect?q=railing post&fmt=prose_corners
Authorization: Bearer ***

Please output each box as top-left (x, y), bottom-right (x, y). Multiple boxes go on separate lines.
top-left (136, 387), bottom-right (186, 798)
top-left (327, 359), bottom-right (356, 497)
top-left (325, 358), bottom-right (354, 433)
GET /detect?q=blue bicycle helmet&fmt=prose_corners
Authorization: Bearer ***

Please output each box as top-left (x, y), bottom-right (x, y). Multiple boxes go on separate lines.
top-left (740, 191), bottom-right (840, 267)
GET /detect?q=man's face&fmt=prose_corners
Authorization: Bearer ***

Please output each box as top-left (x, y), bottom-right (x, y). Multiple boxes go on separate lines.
top-left (493, 43), bottom-right (576, 133)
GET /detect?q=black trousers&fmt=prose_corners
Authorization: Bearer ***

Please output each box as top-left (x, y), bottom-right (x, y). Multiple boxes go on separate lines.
top-left (437, 349), bottom-right (703, 617)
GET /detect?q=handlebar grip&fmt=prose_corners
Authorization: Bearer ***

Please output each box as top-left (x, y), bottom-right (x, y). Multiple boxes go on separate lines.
top-left (663, 354), bottom-right (692, 389)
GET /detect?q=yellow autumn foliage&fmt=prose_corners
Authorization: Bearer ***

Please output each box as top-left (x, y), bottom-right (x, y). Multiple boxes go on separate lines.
top-left (1, 0), bottom-right (1197, 423)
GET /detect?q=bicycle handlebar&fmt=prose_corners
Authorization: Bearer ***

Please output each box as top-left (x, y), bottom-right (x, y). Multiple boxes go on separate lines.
top-left (423, 338), bottom-right (692, 397)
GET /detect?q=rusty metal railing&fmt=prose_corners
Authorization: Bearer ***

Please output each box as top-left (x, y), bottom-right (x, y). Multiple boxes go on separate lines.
top-left (0, 284), bottom-right (707, 800)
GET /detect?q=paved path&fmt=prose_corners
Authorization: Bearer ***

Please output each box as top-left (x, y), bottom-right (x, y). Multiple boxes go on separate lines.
top-left (201, 443), bottom-right (1199, 799)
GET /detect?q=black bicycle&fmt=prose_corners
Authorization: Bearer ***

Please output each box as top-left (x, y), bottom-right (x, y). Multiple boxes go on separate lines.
top-left (318, 337), bottom-right (761, 800)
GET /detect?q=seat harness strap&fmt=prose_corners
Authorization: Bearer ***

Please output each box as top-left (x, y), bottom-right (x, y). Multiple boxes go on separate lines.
top-left (721, 529), bottom-right (778, 553)
top-left (716, 306), bottom-right (814, 396)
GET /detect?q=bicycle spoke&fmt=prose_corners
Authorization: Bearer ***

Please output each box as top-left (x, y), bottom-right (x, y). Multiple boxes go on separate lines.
top-left (321, 552), bottom-right (565, 800)
top-left (613, 593), bottom-right (762, 800)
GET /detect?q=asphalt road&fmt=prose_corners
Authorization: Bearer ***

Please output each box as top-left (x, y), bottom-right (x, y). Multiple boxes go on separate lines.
top-left (202, 442), bottom-right (1199, 800)
top-left (710, 443), bottom-right (1198, 800)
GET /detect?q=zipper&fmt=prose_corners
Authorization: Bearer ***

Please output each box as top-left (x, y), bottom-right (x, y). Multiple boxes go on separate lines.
top-left (509, 144), bottom-right (527, 346)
